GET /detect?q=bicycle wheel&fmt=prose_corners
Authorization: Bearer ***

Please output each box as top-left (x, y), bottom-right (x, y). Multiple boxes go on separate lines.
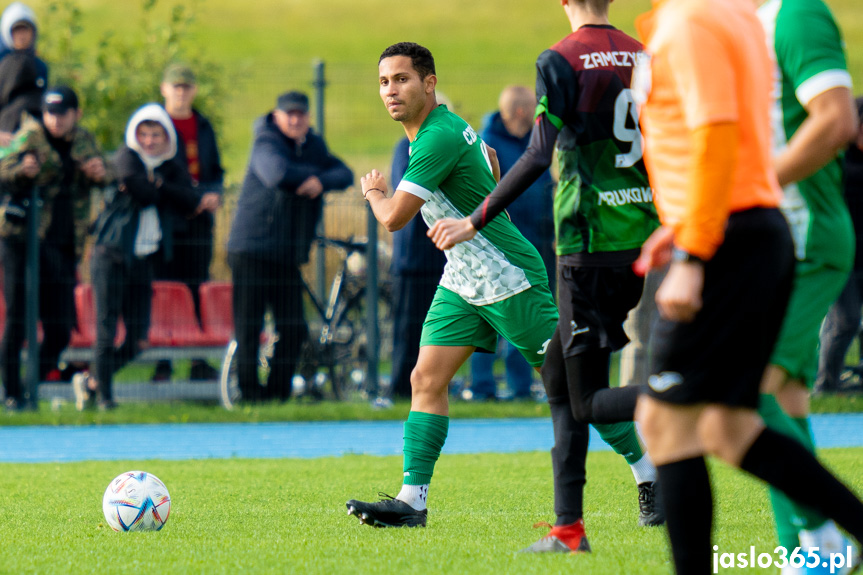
top-left (219, 335), bottom-right (275, 410)
top-left (219, 340), bottom-right (241, 410)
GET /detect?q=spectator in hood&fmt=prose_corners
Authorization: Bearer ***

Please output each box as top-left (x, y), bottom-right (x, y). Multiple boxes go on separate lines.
top-left (0, 2), bottom-right (48, 139)
top-left (72, 103), bottom-right (204, 411)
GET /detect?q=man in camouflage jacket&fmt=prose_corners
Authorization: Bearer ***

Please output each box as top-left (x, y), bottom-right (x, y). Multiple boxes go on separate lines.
top-left (0, 86), bottom-right (107, 410)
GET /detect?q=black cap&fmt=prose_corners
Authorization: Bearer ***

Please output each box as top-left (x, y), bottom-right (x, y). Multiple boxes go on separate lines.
top-left (42, 86), bottom-right (79, 115)
top-left (276, 91), bottom-right (309, 113)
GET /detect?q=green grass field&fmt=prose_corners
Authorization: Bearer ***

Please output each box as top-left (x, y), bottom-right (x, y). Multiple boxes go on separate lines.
top-left (1, 449), bottom-right (860, 574)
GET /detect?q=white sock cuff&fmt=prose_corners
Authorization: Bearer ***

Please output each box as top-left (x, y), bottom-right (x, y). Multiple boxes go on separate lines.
top-left (396, 484), bottom-right (429, 511)
top-left (631, 454), bottom-right (657, 485)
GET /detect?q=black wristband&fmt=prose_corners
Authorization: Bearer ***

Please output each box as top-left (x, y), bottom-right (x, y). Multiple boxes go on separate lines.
top-left (671, 247), bottom-right (705, 265)
top-left (363, 187), bottom-right (384, 199)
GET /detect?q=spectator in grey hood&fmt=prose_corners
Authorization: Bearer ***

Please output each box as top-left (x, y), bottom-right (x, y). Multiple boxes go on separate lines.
top-left (73, 104), bottom-right (204, 411)
top-left (0, 2), bottom-right (48, 137)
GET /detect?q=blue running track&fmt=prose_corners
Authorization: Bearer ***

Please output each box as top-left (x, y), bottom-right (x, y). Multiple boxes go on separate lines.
top-left (1, 414), bottom-right (862, 463)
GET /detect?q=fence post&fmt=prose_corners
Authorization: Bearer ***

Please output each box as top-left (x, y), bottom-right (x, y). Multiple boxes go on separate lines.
top-left (25, 186), bottom-right (40, 408)
top-left (312, 59), bottom-right (327, 302)
top-left (365, 206), bottom-right (379, 398)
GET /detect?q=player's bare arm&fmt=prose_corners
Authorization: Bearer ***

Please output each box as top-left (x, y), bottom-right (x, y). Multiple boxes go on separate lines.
top-left (774, 86), bottom-right (858, 186)
top-left (361, 168), bottom-right (425, 231)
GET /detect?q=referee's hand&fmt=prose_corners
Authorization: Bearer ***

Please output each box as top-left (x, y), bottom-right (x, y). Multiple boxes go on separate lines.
top-left (656, 261), bottom-right (704, 323)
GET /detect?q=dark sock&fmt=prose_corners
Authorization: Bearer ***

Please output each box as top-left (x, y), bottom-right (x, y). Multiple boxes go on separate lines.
top-left (549, 400), bottom-right (589, 525)
top-left (740, 428), bottom-right (863, 543)
top-left (586, 386), bottom-right (641, 423)
top-left (564, 352), bottom-right (640, 423)
top-left (657, 457), bottom-right (713, 575)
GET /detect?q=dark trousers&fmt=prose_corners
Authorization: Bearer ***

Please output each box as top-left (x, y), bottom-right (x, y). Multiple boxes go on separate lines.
top-left (390, 273), bottom-right (439, 399)
top-left (153, 216), bottom-right (213, 376)
top-left (228, 253), bottom-right (307, 401)
top-left (91, 249), bottom-right (153, 401)
top-left (153, 214), bottom-right (213, 318)
top-left (817, 269), bottom-right (863, 391)
top-left (1, 238), bottom-right (76, 401)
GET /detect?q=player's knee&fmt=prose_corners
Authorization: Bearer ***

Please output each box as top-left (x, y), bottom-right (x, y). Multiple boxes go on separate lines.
top-left (409, 366), bottom-right (445, 396)
top-left (569, 396), bottom-right (594, 423)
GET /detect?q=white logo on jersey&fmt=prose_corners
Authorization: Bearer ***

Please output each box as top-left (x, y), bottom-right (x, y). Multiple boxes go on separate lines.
top-left (597, 187), bottom-right (653, 207)
top-left (579, 50), bottom-right (639, 70)
top-left (462, 126), bottom-right (478, 145)
top-left (571, 321), bottom-right (589, 337)
top-left (648, 372), bottom-right (684, 393)
top-left (537, 339), bottom-right (551, 355)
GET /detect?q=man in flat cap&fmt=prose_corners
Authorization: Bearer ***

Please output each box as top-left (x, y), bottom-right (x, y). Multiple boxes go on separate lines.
top-left (226, 91), bottom-right (353, 403)
top-left (0, 85), bottom-right (107, 409)
top-left (151, 63), bottom-right (224, 382)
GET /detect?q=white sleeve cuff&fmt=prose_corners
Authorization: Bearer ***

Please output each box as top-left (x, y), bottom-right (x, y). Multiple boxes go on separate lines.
top-left (796, 69), bottom-right (853, 106)
top-left (397, 179), bottom-right (433, 201)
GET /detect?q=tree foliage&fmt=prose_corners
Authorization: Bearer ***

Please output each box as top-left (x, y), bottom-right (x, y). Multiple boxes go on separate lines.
top-left (38, 0), bottom-right (226, 153)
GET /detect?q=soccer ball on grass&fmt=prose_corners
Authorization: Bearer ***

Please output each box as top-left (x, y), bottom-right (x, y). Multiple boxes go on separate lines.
top-left (102, 470), bottom-right (171, 531)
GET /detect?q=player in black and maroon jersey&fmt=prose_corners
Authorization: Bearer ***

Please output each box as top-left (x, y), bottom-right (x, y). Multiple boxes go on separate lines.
top-left (428, 0), bottom-right (662, 552)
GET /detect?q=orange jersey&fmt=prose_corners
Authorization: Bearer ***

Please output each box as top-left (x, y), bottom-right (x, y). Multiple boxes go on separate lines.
top-left (635, 0), bottom-right (782, 258)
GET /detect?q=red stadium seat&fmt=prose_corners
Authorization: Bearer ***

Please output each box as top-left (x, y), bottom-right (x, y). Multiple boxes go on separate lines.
top-left (73, 283), bottom-right (125, 348)
top-left (149, 281), bottom-right (224, 347)
top-left (199, 281), bottom-right (234, 345)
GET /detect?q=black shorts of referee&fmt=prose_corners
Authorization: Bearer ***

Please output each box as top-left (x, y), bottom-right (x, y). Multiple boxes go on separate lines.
top-left (645, 207), bottom-right (795, 409)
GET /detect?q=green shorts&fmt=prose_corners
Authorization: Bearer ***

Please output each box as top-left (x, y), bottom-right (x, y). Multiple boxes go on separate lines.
top-left (419, 285), bottom-right (558, 367)
top-left (770, 259), bottom-right (850, 387)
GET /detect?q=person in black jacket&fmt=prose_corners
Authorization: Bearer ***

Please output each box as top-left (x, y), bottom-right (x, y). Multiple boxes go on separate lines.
top-left (226, 91), bottom-right (353, 402)
top-left (151, 63), bottom-right (223, 382)
top-left (73, 103), bottom-right (204, 410)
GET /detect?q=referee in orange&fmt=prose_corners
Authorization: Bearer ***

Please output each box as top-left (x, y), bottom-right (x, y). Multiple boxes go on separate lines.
top-left (632, 0), bottom-right (863, 572)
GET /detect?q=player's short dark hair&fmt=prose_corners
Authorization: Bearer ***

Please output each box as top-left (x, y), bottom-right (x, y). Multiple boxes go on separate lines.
top-left (379, 42), bottom-right (436, 79)
top-left (574, 0), bottom-right (610, 14)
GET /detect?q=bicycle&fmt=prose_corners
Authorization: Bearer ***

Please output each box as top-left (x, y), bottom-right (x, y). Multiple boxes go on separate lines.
top-left (219, 236), bottom-right (392, 409)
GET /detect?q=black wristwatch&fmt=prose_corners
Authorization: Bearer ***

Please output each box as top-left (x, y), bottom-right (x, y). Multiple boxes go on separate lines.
top-left (671, 247), bottom-right (705, 265)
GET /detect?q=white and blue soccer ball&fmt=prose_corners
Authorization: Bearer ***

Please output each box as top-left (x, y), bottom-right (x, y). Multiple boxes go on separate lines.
top-left (102, 471), bottom-right (171, 532)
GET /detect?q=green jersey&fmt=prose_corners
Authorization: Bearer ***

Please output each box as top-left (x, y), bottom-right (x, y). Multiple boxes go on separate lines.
top-left (758, 0), bottom-right (854, 269)
top-left (398, 105), bottom-right (548, 306)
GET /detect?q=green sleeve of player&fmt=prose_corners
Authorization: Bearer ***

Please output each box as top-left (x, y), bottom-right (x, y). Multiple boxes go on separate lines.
top-left (775, 0), bottom-right (850, 103)
top-left (401, 126), bottom-right (460, 197)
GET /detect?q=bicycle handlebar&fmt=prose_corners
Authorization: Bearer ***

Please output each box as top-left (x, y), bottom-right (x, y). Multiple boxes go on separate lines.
top-left (313, 236), bottom-right (368, 254)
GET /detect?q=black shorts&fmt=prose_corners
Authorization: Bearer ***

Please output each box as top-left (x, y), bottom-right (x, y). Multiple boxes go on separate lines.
top-left (557, 264), bottom-right (645, 358)
top-left (646, 208), bottom-right (795, 409)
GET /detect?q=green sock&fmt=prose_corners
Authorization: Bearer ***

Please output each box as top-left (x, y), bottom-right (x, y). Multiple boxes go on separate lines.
top-left (403, 411), bottom-right (449, 486)
top-left (758, 394), bottom-right (827, 549)
top-left (593, 421), bottom-right (644, 465)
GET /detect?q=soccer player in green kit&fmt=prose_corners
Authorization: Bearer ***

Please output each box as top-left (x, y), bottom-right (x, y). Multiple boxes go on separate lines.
top-left (756, 0), bottom-right (860, 570)
top-left (346, 42), bottom-right (652, 535)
